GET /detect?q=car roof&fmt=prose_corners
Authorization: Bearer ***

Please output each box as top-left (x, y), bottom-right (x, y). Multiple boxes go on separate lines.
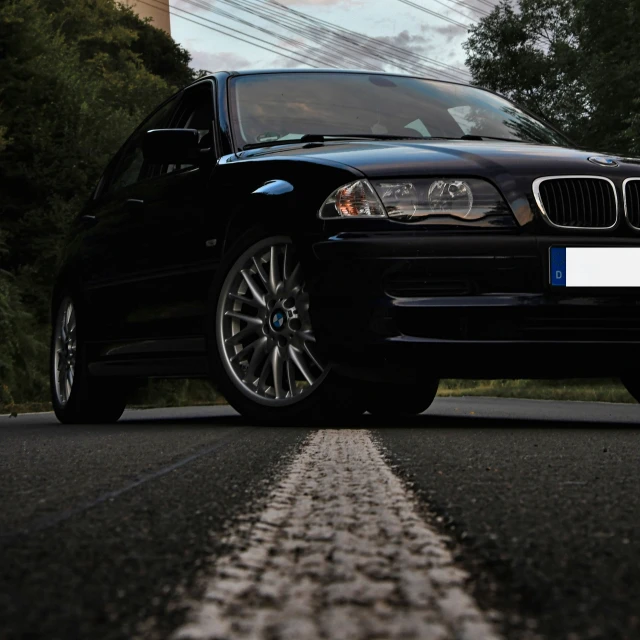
top-left (200, 68), bottom-right (472, 88)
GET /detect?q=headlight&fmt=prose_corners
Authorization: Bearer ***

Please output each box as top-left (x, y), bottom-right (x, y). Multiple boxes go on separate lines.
top-left (319, 178), bottom-right (513, 225)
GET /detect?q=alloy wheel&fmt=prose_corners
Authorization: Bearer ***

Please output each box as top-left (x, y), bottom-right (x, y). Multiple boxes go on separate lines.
top-left (53, 298), bottom-right (77, 407)
top-left (217, 237), bottom-right (327, 406)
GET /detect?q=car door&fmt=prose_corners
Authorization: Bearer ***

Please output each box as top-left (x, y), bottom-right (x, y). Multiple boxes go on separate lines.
top-left (126, 79), bottom-right (221, 343)
top-left (79, 94), bottom-right (180, 344)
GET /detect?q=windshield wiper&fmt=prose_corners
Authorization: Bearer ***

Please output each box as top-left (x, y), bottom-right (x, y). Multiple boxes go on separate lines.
top-left (302, 134), bottom-right (426, 142)
top-left (458, 134), bottom-right (535, 143)
top-left (241, 132), bottom-right (537, 150)
top-left (241, 133), bottom-right (425, 150)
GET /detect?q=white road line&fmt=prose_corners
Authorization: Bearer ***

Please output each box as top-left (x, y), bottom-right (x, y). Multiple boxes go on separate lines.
top-left (173, 430), bottom-right (502, 640)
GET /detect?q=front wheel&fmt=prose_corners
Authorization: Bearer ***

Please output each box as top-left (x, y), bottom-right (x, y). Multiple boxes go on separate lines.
top-left (210, 233), bottom-right (362, 424)
top-left (51, 296), bottom-right (127, 424)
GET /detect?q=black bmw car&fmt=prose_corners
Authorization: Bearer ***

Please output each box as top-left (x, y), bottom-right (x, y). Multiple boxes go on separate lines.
top-left (51, 69), bottom-right (640, 424)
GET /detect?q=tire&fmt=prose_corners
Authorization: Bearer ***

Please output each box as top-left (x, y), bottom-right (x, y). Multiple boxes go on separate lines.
top-left (51, 295), bottom-right (127, 424)
top-left (364, 378), bottom-right (439, 417)
top-left (621, 376), bottom-right (640, 403)
top-left (208, 230), bottom-right (364, 424)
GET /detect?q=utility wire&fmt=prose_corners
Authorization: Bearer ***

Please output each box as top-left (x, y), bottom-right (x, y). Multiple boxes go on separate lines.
top-left (429, 0), bottom-right (481, 22)
top-left (218, 0), bottom-right (448, 77)
top-left (184, 0), bottom-right (387, 73)
top-left (265, 0), bottom-right (471, 78)
top-left (138, 0), bottom-right (326, 68)
top-left (447, 0), bottom-right (491, 17)
top-left (179, 0), bottom-right (470, 81)
top-left (262, 0), bottom-right (471, 79)
top-left (471, 0), bottom-right (499, 9)
top-left (148, 0), bottom-right (472, 82)
top-left (396, 0), bottom-right (470, 29)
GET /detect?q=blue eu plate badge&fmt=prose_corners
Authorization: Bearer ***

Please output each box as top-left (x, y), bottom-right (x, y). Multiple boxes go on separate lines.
top-left (550, 247), bottom-right (566, 286)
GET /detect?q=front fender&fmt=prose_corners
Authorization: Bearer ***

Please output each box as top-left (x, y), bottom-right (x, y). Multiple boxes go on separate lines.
top-left (221, 178), bottom-right (311, 255)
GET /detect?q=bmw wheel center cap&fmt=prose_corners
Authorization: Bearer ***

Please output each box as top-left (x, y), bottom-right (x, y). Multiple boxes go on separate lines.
top-left (271, 310), bottom-right (286, 331)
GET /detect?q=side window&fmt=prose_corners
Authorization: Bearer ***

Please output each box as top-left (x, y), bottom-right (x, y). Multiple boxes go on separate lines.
top-left (105, 96), bottom-right (178, 194)
top-left (165, 83), bottom-right (215, 175)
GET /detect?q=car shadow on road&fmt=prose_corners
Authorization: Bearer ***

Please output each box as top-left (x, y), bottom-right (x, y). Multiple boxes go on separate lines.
top-left (303, 413), bottom-right (640, 430)
top-left (124, 413), bottom-right (640, 430)
top-left (10, 406), bottom-right (640, 432)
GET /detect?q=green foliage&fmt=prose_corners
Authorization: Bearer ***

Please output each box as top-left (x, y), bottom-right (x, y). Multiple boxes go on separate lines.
top-left (464, 0), bottom-right (640, 154)
top-left (439, 379), bottom-right (634, 403)
top-left (0, 230), bottom-right (48, 409)
top-left (0, 0), bottom-right (195, 404)
top-left (129, 379), bottom-right (223, 408)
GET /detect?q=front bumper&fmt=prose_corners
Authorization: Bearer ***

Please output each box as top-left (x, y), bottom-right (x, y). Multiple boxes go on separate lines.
top-left (305, 232), bottom-right (640, 379)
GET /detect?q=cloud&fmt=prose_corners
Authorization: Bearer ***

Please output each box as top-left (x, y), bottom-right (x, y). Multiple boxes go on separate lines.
top-left (421, 22), bottom-right (465, 44)
top-left (189, 49), bottom-right (253, 72)
top-left (375, 28), bottom-right (435, 56)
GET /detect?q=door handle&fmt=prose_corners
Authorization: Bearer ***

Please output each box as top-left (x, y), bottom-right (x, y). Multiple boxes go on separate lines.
top-left (124, 198), bottom-right (145, 211)
top-left (79, 214), bottom-right (97, 227)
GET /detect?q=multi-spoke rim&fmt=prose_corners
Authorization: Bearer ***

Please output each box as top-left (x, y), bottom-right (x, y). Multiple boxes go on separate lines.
top-left (53, 298), bottom-right (76, 407)
top-left (217, 236), bottom-right (328, 406)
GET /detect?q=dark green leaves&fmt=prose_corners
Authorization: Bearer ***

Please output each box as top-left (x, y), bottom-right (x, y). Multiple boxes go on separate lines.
top-left (464, 0), bottom-right (640, 155)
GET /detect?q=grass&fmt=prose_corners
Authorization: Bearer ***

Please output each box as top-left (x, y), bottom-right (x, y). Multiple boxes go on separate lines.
top-left (438, 378), bottom-right (636, 403)
top-left (3, 378), bottom-right (637, 416)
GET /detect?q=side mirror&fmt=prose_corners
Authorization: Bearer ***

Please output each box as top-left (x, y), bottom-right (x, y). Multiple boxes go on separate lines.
top-left (142, 128), bottom-right (204, 165)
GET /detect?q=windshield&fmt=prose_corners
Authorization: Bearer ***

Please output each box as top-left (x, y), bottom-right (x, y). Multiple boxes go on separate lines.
top-left (228, 72), bottom-right (571, 150)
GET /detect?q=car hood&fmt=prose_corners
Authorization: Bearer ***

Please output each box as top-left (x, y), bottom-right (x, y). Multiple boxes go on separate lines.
top-left (236, 139), bottom-right (635, 179)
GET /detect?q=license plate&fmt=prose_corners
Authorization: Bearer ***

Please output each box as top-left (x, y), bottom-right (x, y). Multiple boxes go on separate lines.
top-left (550, 247), bottom-right (640, 287)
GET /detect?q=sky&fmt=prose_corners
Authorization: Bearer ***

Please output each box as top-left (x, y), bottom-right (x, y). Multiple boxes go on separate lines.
top-left (168, 0), bottom-right (499, 85)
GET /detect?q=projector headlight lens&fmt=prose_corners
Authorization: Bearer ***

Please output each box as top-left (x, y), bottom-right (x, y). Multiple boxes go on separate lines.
top-left (427, 179), bottom-right (474, 217)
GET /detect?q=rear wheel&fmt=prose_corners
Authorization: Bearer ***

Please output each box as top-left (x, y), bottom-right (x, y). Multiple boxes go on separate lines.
top-left (365, 379), bottom-right (439, 417)
top-left (51, 296), bottom-right (127, 424)
top-left (210, 233), bottom-right (363, 424)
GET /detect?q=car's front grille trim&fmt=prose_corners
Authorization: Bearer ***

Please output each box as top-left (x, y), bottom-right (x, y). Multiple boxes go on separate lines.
top-left (532, 175), bottom-right (618, 230)
top-left (623, 177), bottom-right (640, 230)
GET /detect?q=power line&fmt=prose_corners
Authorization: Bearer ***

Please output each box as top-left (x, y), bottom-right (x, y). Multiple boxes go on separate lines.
top-left (267, 0), bottom-right (472, 78)
top-left (428, 0), bottom-right (481, 22)
top-left (472, 0), bottom-right (499, 9)
top-left (176, 0), bottom-right (470, 81)
top-left (216, 0), bottom-right (457, 78)
top-left (138, 0), bottom-right (326, 68)
top-left (396, 0), bottom-right (470, 29)
top-left (149, 0), bottom-right (472, 83)
top-left (184, 0), bottom-right (387, 73)
top-left (262, 0), bottom-right (471, 79)
top-left (447, 0), bottom-right (491, 17)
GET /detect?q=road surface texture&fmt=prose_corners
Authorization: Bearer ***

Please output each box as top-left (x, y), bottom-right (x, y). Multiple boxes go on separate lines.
top-left (1, 397), bottom-right (639, 640)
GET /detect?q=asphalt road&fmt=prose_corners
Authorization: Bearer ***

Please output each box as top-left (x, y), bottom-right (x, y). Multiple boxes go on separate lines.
top-left (1, 398), bottom-right (640, 640)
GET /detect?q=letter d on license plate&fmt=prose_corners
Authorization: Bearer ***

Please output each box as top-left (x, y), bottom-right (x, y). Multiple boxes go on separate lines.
top-left (550, 247), bottom-right (640, 287)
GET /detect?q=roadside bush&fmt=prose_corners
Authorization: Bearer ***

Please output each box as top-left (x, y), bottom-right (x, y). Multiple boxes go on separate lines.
top-left (0, 0), bottom-right (195, 405)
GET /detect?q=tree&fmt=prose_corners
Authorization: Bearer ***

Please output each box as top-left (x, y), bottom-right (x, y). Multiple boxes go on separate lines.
top-left (0, 0), bottom-right (196, 406)
top-left (464, 0), bottom-right (640, 155)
